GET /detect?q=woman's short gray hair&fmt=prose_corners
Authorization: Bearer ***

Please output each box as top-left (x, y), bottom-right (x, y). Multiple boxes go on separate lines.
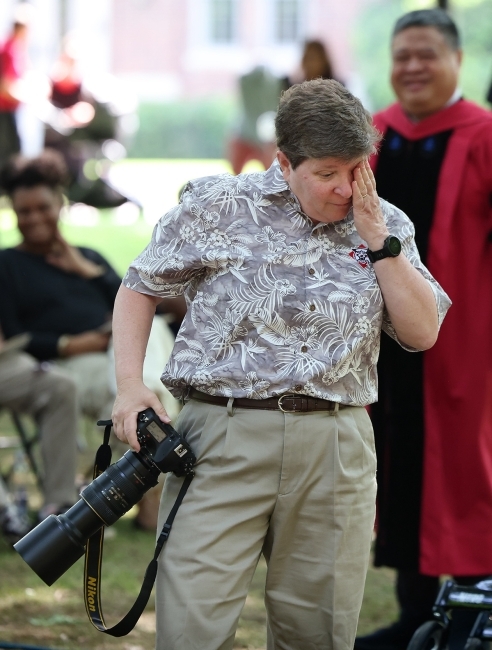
top-left (275, 79), bottom-right (381, 169)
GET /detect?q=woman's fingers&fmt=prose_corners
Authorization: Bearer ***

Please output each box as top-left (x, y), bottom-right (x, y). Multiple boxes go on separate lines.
top-left (359, 163), bottom-right (370, 194)
top-left (351, 161), bottom-right (389, 249)
top-left (362, 159), bottom-right (377, 191)
top-left (353, 167), bottom-right (369, 207)
top-left (358, 161), bottom-right (375, 197)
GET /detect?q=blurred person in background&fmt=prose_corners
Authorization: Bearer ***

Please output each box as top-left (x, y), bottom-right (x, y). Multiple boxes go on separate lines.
top-left (0, 3), bottom-right (31, 166)
top-left (40, 32), bottom-right (138, 209)
top-left (282, 39), bottom-right (343, 90)
top-left (226, 65), bottom-right (284, 175)
top-left (0, 150), bottom-right (121, 433)
top-left (0, 326), bottom-right (78, 526)
top-left (302, 39), bottom-right (335, 81)
top-left (355, 9), bottom-right (492, 650)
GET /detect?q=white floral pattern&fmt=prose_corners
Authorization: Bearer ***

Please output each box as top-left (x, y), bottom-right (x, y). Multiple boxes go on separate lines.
top-left (124, 161), bottom-right (451, 405)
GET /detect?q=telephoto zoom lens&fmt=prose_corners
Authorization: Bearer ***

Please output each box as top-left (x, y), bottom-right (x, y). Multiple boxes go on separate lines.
top-left (14, 450), bottom-right (160, 585)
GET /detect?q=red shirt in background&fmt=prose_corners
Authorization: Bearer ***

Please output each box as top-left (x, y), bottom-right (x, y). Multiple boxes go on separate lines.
top-left (0, 34), bottom-right (27, 112)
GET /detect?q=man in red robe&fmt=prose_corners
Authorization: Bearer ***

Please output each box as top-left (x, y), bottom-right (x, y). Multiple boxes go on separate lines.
top-left (355, 9), bottom-right (492, 650)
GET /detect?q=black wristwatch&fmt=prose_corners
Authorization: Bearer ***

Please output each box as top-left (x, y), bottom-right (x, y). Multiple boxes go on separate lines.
top-left (367, 236), bottom-right (402, 263)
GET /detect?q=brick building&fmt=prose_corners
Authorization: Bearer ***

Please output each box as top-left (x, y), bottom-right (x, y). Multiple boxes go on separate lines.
top-left (111, 0), bottom-right (373, 102)
top-left (0, 0), bottom-right (372, 102)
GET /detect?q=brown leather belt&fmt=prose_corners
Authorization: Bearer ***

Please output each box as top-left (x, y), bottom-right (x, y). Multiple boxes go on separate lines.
top-left (188, 388), bottom-right (346, 413)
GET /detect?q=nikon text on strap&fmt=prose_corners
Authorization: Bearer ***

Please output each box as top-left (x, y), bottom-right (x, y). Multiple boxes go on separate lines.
top-left (83, 420), bottom-right (194, 637)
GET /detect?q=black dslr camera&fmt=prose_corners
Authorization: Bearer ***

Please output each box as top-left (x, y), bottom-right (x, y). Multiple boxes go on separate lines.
top-left (134, 408), bottom-right (194, 477)
top-left (14, 408), bottom-right (196, 586)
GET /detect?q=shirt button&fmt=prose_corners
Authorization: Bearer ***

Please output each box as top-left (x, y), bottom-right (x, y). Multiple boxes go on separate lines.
top-left (309, 304), bottom-right (315, 311)
top-left (301, 345), bottom-right (308, 353)
top-left (308, 268), bottom-right (315, 275)
top-left (294, 384), bottom-right (303, 391)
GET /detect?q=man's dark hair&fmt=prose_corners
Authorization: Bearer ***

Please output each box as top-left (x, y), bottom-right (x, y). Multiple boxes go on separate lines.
top-left (275, 78), bottom-right (380, 169)
top-left (393, 9), bottom-right (461, 50)
top-left (0, 149), bottom-right (69, 197)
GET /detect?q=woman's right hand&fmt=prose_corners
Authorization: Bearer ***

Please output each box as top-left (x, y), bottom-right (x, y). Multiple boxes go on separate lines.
top-left (111, 378), bottom-right (171, 451)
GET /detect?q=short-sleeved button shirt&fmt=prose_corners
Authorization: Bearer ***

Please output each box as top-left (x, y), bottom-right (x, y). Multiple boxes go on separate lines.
top-left (123, 161), bottom-right (451, 405)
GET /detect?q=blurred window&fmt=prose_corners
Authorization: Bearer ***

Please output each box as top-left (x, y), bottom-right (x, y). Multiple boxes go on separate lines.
top-left (274, 0), bottom-right (300, 43)
top-left (209, 0), bottom-right (238, 43)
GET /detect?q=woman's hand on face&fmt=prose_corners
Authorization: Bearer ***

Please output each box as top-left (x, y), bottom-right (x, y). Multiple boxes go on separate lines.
top-left (352, 159), bottom-right (390, 251)
top-left (111, 379), bottom-right (171, 451)
top-left (46, 232), bottom-right (105, 278)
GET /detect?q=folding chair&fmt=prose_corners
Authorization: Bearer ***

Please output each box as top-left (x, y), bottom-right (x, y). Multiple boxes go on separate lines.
top-left (0, 410), bottom-right (43, 492)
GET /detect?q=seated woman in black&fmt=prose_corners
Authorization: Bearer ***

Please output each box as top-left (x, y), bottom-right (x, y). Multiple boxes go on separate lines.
top-left (0, 149), bottom-right (121, 425)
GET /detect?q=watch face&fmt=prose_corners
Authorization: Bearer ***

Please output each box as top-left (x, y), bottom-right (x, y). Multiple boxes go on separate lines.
top-left (387, 236), bottom-right (401, 256)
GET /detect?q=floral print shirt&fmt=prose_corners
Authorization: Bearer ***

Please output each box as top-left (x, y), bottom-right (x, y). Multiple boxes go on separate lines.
top-left (123, 161), bottom-right (451, 405)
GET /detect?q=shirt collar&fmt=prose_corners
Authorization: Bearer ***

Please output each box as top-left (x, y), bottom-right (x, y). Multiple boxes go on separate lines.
top-left (444, 87), bottom-right (462, 108)
top-left (261, 159), bottom-right (290, 196)
top-left (261, 159), bottom-right (311, 222)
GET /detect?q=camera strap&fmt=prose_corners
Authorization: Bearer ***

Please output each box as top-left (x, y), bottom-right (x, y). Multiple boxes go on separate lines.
top-left (83, 421), bottom-right (194, 637)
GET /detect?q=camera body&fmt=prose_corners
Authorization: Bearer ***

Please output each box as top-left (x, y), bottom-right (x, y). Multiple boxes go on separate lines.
top-left (136, 408), bottom-right (195, 477)
top-left (14, 408), bottom-right (196, 586)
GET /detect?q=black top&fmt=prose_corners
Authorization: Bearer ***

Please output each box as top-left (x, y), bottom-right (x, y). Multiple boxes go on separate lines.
top-left (376, 127), bottom-right (453, 264)
top-left (371, 126), bottom-right (453, 571)
top-left (0, 246), bottom-right (121, 361)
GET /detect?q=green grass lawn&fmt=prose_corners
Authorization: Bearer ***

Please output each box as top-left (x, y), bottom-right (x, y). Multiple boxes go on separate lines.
top-left (0, 159), bottom-right (398, 648)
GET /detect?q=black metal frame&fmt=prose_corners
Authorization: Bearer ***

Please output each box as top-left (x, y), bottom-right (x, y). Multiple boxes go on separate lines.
top-left (0, 411), bottom-right (43, 492)
top-left (420, 580), bottom-right (492, 648)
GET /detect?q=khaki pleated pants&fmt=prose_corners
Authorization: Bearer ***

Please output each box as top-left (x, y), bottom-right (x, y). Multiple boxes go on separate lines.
top-left (156, 400), bottom-right (377, 650)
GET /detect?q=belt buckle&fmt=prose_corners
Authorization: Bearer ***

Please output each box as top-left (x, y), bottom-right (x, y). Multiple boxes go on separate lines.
top-left (278, 393), bottom-right (301, 413)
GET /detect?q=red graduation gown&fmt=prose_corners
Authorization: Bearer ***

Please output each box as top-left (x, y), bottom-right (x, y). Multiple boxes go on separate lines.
top-left (371, 100), bottom-right (492, 576)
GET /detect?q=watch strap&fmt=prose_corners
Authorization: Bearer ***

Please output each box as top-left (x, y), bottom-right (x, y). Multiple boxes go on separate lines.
top-left (367, 248), bottom-right (387, 263)
top-left (367, 236), bottom-right (401, 263)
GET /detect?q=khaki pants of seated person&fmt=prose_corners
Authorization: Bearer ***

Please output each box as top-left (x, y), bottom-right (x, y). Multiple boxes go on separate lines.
top-left (0, 352), bottom-right (78, 507)
top-left (155, 400), bottom-right (377, 650)
top-left (56, 352), bottom-right (115, 423)
top-left (55, 352), bottom-right (128, 457)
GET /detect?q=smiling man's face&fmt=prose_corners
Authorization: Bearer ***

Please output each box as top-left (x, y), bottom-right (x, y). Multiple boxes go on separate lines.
top-left (391, 26), bottom-right (462, 120)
